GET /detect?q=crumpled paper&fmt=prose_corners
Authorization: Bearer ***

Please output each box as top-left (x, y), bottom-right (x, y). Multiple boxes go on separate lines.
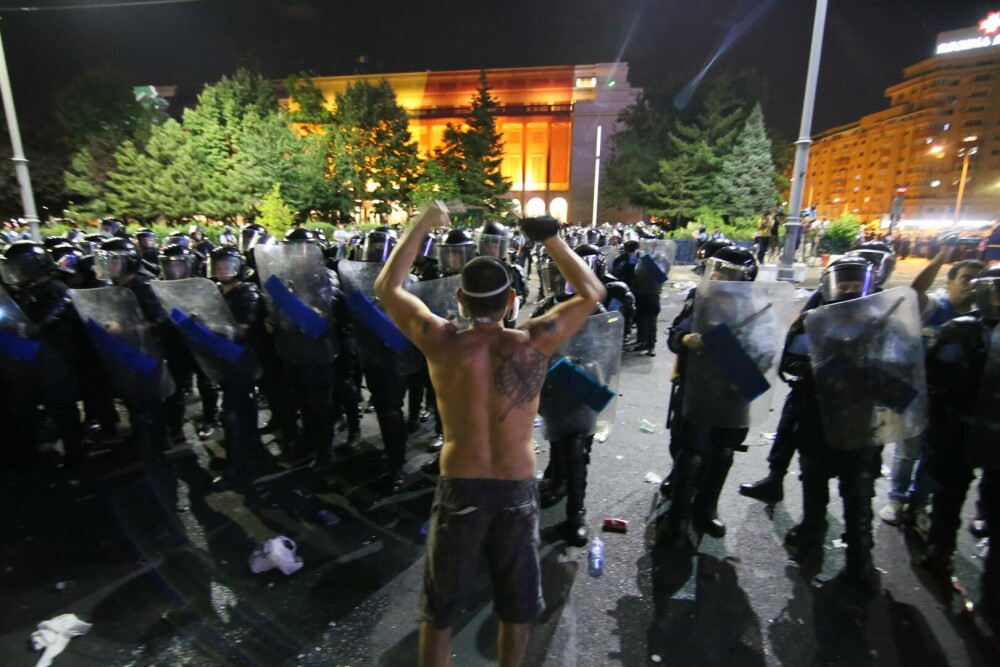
top-left (30, 613), bottom-right (92, 667)
top-left (249, 536), bottom-right (303, 575)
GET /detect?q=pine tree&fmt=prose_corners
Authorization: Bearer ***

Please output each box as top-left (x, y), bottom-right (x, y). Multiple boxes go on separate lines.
top-left (637, 133), bottom-right (716, 222)
top-left (715, 104), bottom-right (778, 219)
top-left (257, 183), bottom-right (295, 237)
top-left (434, 70), bottom-right (509, 211)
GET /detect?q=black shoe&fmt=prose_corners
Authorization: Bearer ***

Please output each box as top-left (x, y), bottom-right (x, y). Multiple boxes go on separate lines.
top-left (427, 435), bottom-right (443, 452)
top-left (419, 409), bottom-right (432, 423)
top-left (842, 559), bottom-right (881, 596)
top-left (211, 472), bottom-right (246, 492)
top-left (197, 421), bottom-right (218, 440)
top-left (388, 471), bottom-right (405, 494)
top-left (739, 473), bottom-right (784, 504)
top-left (659, 476), bottom-right (672, 499)
top-left (339, 431), bottom-right (360, 453)
top-left (540, 483), bottom-right (567, 508)
top-left (784, 522), bottom-right (826, 558)
top-left (259, 419), bottom-right (279, 435)
top-left (970, 519), bottom-right (991, 539)
top-left (566, 521), bottom-right (589, 547)
top-left (645, 349), bottom-right (656, 357)
top-left (695, 514), bottom-right (727, 539)
top-left (421, 456), bottom-right (440, 476)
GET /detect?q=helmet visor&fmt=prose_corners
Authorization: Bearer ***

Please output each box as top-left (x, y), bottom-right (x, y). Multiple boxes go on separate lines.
top-left (363, 235), bottom-right (396, 263)
top-left (475, 233), bottom-right (509, 259)
top-left (0, 257), bottom-right (27, 286)
top-left (209, 255), bottom-right (241, 282)
top-left (847, 249), bottom-right (894, 285)
top-left (436, 244), bottom-right (476, 275)
top-left (974, 277), bottom-right (1000, 321)
top-left (160, 256), bottom-right (193, 281)
top-left (95, 250), bottom-right (128, 281)
top-left (136, 234), bottom-right (158, 250)
top-left (706, 258), bottom-right (748, 282)
top-left (240, 229), bottom-right (260, 253)
top-left (820, 263), bottom-right (875, 302)
top-left (541, 263), bottom-right (569, 297)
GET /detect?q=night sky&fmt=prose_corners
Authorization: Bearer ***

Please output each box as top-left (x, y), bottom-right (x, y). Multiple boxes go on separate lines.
top-left (0, 0), bottom-right (992, 140)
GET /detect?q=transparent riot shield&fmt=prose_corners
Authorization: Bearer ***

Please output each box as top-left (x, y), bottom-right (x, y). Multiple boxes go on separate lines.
top-left (406, 275), bottom-right (467, 326)
top-left (969, 323), bottom-right (1000, 469)
top-left (69, 286), bottom-right (175, 403)
top-left (539, 311), bottom-right (624, 442)
top-left (637, 239), bottom-right (676, 284)
top-left (337, 259), bottom-right (420, 373)
top-left (682, 281), bottom-right (796, 428)
top-left (805, 287), bottom-right (928, 450)
top-left (0, 285), bottom-right (43, 384)
top-left (254, 244), bottom-right (338, 365)
top-left (150, 277), bottom-right (260, 385)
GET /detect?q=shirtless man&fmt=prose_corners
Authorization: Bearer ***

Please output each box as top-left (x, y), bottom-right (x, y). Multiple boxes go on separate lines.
top-left (376, 206), bottom-right (606, 667)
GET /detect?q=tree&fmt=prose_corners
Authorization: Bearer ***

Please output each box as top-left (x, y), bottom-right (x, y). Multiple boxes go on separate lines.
top-left (257, 183), bottom-right (295, 237)
top-left (715, 104), bottom-right (779, 219)
top-left (434, 70), bottom-right (509, 211)
top-left (637, 134), bottom-right (717, 222)
top-left (411, 157), bottom-right (461, 205)
top-left (284, 72), bottom-right (334, 125)
top-left (54, 69), bottom-right (161, 152)
top-left (333, 80), bottom-right (420, 217)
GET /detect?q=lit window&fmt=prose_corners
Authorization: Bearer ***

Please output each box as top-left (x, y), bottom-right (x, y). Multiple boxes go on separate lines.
top-left (575, 77), bottom-right (597, 88)
top-left (549, 197), bottom-right (568, 223)
top-left (525, 197), bottom-right (546, 217)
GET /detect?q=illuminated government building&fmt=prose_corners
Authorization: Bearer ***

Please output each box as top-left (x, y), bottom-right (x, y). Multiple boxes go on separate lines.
top-left (289, 63), bottom-right (640, 223)
top-left (807, 11), bottom-right (1000, 226)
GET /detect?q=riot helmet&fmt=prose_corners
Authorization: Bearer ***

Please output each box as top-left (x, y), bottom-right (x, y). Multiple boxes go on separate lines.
top-left (209, 245), bottom-right (248, 284)
top-left (80, 233), bottom-right (106, 256)
top-left (475, 220), bottom-right (510, 259)
top-left (574, 243), bottom-right (607, 278)
top-left (312, 228), bottom-right (329, 248)
top-left (363, 226), bottom-right (398, 263)
top-left (99, 217), bottom-right (126, 238)
top-left (64, 228), bottom-right (86, 244)
top-left (540, 258), bottom-right (569, 298)
top-left (586, 228), bottom-right (600, 245)
top-left (284, 227), bottom-right (321, 245)
top-left (694, 237), bottom-right (734, 276)
top-left (134, 228), bottom-right (159, 251)
top-left (49, 243), bottom-right (90, 275)
top-left (417, 232), bottom-right (437, 260)
top-left (705, 245), bottom-right (758, 282)
top-left (436, 228), bottom-right (477, 276)
top-left (159, 244), bottom-right (196, 280)
top-left (239, 223), bottom-right (270, 253)
top-left (973, 266), bottom-right (1000, 322)
top-left (95, 237), bottom-right (141, 282)
top-left (162, 231), bottom-right (192, 249)
top-left (42, 235), bottom-right (68, 250)
top-left (847, 241), bottom-right (896, 287)
top-left (0, 240), bottom-right (57, 286)
top-left (188, 224), bottom-right (206, 241)
top-left (819, 256), bottom-right (876, 304)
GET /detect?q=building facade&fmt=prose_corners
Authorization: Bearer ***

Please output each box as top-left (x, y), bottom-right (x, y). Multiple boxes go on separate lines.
top-left (295, 63), bottom-right (640, 223)
top-left (807, 12), bottom-right (1000, 226)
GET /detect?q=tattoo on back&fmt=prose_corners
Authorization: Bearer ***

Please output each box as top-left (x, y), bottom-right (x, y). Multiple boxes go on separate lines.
top-left (491, 342), bottom-right (549, 422)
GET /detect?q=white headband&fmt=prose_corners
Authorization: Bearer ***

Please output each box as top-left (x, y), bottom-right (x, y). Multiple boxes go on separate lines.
top-left (461, 275), bottom-right (511, 298)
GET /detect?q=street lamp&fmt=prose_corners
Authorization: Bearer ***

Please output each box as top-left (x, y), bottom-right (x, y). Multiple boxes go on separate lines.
top-left (954, 144), bottom-right (977, 225)
top-left (0, 18), bottom-right (40, 241)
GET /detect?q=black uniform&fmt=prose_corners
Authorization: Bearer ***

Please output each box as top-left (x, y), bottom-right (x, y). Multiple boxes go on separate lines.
top-left (923, 312), bottom-right (1000, 618)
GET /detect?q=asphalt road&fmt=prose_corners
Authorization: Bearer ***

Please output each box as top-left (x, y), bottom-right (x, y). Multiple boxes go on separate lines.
top-left (0, 257), bottom-right (995, 667)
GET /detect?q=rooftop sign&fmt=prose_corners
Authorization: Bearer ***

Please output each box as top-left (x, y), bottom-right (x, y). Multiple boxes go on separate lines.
top-left (936, 11), bottom-right (1000, 55)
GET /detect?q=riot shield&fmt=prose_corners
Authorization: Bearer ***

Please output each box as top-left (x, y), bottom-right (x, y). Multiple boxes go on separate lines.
top-left (805, 287), bottom-right (928, 450)
top-left (539, 311), bottom-right (624, 441)
top-left (254, 244), bottom-right (338, 365)
top-left (0, 285), bottom-right (42, 384)
top-left (337, 259), bottom-right (420, 372)
top-left (682, 281), bottom-right (796, 428)
top-left (406, 275), bottom-right (467, 326)
top-left (150, 277), bottom-right (260, 385)
top-left (968, 323), bottom-right (1000, 469)
top-left (69, 286), bottom-right (175, 403)
top-left (637, 239), bottom-right (676, 284)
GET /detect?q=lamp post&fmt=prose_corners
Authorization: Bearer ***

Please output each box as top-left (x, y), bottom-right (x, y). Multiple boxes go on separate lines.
top-left (954, 145), bottom-right (977, 225)
top-left (779, 0), bottom-right (829, 281)
top-left (0, 18), bottom-right (40, 241)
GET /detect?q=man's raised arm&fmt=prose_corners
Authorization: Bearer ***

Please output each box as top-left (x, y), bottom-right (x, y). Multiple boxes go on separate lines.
top-left (375, 203), bottom-right (451, 348)
top-left (911, 245), bottom-right (954, 312)
top-left (519, 217), bottom-right (607, 354)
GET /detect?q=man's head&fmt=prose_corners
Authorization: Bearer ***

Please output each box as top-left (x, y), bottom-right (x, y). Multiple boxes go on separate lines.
top-left (458, 256), bottom-right (514, 323)
top-left (946, 259), bottom-right (986, 309)
top-left (974, 266), bottom-right (1000, 322)
top-left (819, 256), bottom-right (876, 304)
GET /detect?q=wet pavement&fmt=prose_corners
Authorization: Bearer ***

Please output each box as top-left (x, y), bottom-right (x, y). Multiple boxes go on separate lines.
top-left (1, 258), bottom-right (996, 666)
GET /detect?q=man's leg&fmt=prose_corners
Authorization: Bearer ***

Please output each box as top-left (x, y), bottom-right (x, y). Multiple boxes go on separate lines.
top-left (498, 622), bottom-right (530, 667)
top-left (740, 389), bottom-right (799, 503)
top-left (419, 623), bottom-right (451, 667)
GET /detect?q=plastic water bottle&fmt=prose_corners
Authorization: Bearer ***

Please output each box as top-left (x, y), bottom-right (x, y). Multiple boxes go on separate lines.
top-left (588, 537), bottom-right (604, 578)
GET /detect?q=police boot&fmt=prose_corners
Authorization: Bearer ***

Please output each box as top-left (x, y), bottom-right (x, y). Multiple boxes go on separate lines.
top-left (540, 438), bottom-right (568, 507)
top-left (376, 409), bottom-right (408, 494)
top-left (739, 471), bottom-right (785, 504)
top-left (693, 449), bottom-right (733, 539)
top-left (843, 545), bottom-right (880, 596)
top-left (664, 450), bottom-right (703, 549)
top-left (785, 468), bottom-right (829, 559)
top-left (564, 435), bottom-right (592, 547)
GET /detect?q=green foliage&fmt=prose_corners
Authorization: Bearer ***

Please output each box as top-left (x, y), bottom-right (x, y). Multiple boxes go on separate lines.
top-left (434, 70), bottom-right (510, 212)
top-left (333, 79), bottom-right (420, 216)
top-left (257, 184), bottom-right (296, 237)
top-left (715, 104), bottom-right (779, 218)
top-left (284, 72), bottom-right (334, 124)
top-left (54, 69), bottom-right (163, 152)
top-left (818, 214), bottom-right (864, 255)
top-left (638, 134), bottom-right (716, 222)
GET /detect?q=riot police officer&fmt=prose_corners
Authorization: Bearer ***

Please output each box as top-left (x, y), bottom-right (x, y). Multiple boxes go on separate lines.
top-left (475, 221), bottom-right (528, 325)
top-left (99, 217), bottom-right (127, 239)
top-left (663, 246), bottom-right (760, 545)
top-left (134, 228), bottom-right (160, 276)
top-left (921, 266), bottom-right (1000, 626)
top-left (573, 244), bottom-right (635, 344)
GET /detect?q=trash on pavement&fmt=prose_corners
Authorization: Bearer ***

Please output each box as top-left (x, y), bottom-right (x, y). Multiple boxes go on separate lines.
top-left (830, 538), bottom-right (846, 549)
top-left (249, 536), bottom-right (304, 575)
top-left (639, 419), bottom-right (656, 433)
top-left (30, 613), bottom-right (92, 667)
top-left (760, 432), bottom-right (777, 441)
top-left (644, 471), bottom-right (662, 485)
top-left (603, 518), bottom-right (629, 533)
top-left (316, 509), bottom-right (340, 527)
